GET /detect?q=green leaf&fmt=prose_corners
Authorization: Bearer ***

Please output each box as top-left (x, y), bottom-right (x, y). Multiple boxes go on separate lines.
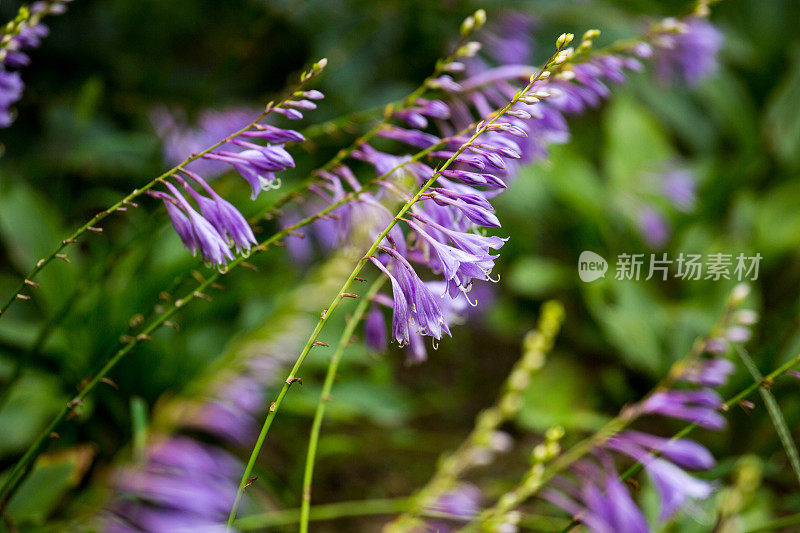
top-left (517, 356), bottom-right (609, 432)
top-left (603, 95), bottom-right (672, 189)
top-left (3, 445), bottom-right (95, 525)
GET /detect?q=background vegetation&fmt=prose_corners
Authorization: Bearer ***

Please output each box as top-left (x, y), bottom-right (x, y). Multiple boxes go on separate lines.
top-left (1, 0), bottom-right (800, 530)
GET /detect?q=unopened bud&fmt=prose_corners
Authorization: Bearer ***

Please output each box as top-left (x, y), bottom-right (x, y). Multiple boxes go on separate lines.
top-left (582, 29), bottom-right (600, 41)
top-left (731, 283), bottom-right (750, 305)
top-left (457, 41), bottom-right (482, 58)
top-left (473, 9), bottom-right (487, 28)
top-left (556, 33), bottom-right (574, 48)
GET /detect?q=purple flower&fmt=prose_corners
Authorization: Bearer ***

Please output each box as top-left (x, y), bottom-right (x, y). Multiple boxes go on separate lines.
top-left (544, 461), bottom-right (649, 533)
top-left (648, 457), bottom-right (713, 519)
top-left (0, 69), bottom-right (24, 128)
top-left (369, 257), bottom-right (412, 345)
top-left (377, 126), bottom-right (441, 148)
top-left (426, 483), bottom-right (482, 532)
top-left (641, 389), bottom-right (726, 430)
top-left (175, 172), bottom-right (257, 252)
top-left (609, 430), bottom-right (715, 471)
top-left (655, 18), bottom-right (724, 85)
top-left (679, 358), bottom-right (735, 387)
top-left (660, 167), bottom-right (696, 211)
top-left (204, 141), bottom-right (294, 199)
top-left (364, 305), bottom-right (388, 352)
top-left (241, 124), bottom-right (306, 143)
top-left (150, 184), bottom-right (234, 266)
top-left (637, 207), bottom-right (670, 248)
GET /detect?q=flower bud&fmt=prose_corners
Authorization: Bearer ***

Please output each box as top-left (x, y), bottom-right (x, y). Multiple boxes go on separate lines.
top-left (556, 33), bottom-right (574, 48)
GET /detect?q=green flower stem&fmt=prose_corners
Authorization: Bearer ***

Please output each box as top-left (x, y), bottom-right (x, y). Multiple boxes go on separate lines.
top-left (553, 353), bottom-right (800, 533)
top-left (0, 62), bottom-right (327, 321)
top-left (247, 25), bottom-right (478, 225)
top-left (225, 39), bottom-right (566, 531)
top-left (237, 498), bottom-right (412, 530)
top-left (733, 344), bottom-right (800, 487)
top-left (386, 301), bottom-right (565, 533)
top-left (299, 276), bottom-right (387, 533)
top-left (461, 288), bottom-right (754, 532)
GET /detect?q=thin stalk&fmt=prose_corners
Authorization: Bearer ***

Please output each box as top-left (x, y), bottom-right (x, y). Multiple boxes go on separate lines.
top-left (247, 27), bottom-right (476, 225)
top-left (225, 40), bottom-right (567, 531)
top-left (742, 512), bottom-right (800, 533)
top-left (460, 291), bottom-right (761, 532)
top-left (299, 276), bottom-right (386, 533)
top-left (0, 107), bottom-right (480, 509)
top-left (0, 65), bottom-right (324, 320)
top-left (236, 498), bottom-right (411, 530)
top-left (556, 353), bottom-right (800, 533)
top-left (733, 345), bottom-right (800, 487)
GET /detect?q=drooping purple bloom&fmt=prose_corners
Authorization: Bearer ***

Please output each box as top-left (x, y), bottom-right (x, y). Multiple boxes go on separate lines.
top-left (370, 257), bottom-right (412, 345)
top-left (679, 358), bottom-right (735, 387)
top-left (426, 483), bottom-right (482, 532)
top-left (655, 18), bottom-right (724, 85)
top-left (364, 304), bottom-right (388, 352)
top-left (543, 461), bottom-right (649, 533)
top-left (175, 172), bottom-right (257, 252)
top-left (641, 388), bottom-right (726, 430)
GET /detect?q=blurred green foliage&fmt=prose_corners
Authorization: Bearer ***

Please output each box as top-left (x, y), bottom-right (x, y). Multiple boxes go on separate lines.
top-left (1, 0), bottom-right (800, 530)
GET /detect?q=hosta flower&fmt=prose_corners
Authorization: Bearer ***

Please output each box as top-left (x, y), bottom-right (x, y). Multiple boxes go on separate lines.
top-left (641, 388), bottom-right (726, 430)
top-left (654, 18), bottom-right (723, 85)
top-left (175, 172), bottom-right (256, 253)
top-left (150, 92), bottom-right (319, 264)
top-left (0, 1), bottom-right (72, 128)
top-left (150, 184), bottom-right (234, 266)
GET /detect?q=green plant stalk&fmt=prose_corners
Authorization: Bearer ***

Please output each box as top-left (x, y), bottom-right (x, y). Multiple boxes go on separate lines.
top-left (742, 511), bottom-right (800, 533)
top-left (247, 26), bottom-right (476, 225)
top-left (299, 276), bottom-right (386, 533)
top-left (237, 498), bottom-right (412, 530)
top-left (0, 64), bottom-right (328, 320)
top-left (0, 94), bottom-right (491, 507)
top-left (387, 301), bottom-right (565, 532)
top-left (733, 345), bottom-right (800, 487)
top-left (556, 353), bottom-right (800, 533)
top-left (225, 40), bottom-right (567, 531)
top-left (461, 289), bottom-right (757, 532)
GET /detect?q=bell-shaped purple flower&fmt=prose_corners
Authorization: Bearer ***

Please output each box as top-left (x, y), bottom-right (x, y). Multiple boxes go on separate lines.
top-left (369, 257), bottom-right (411, 345)
top-left (176, 172), bottom-right (257, 252)
top-left (642, 388), bottom-right (726, 430)
top-left (364, 304), bottom-right (388, 352)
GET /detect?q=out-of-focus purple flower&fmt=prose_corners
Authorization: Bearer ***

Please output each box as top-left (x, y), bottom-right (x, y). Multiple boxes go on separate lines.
top-left (106, 437), bottom-right (240, 532)
top-left (0, 2), bottom-right (72, 128)
top-left (660, 167), bottom-right (696, 212)
top-left (641, 388), bottom-right (726, 430)
top-left (655, 18), bottom-right (724, 85)
top-left (364, 304), bottom-right (388, 352)
top-left (680, 358), bottom-right (735, 387)
top-left (151, 107), bottom-right (258, 177)
top-left (637, 207), bottom-right (670, 248)
top-left (543, 461), bottom-right (649, 533)
top-left (426, 483), bottom-right (482, 532)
